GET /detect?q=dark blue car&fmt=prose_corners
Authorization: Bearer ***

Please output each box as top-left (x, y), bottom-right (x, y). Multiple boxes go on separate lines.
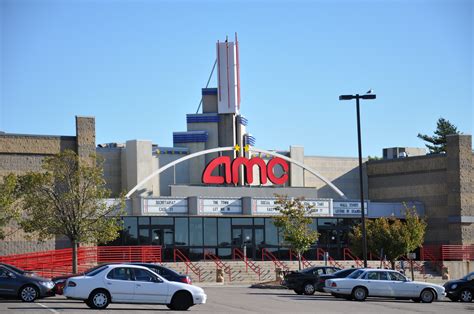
top-left (0, 263), bottom-right (55, 302)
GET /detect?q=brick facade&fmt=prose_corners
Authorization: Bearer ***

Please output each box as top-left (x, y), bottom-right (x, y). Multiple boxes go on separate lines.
top-left (0, 117), bottom-right (96, 255)
top-left (367, 134), bottom-right (473, 245)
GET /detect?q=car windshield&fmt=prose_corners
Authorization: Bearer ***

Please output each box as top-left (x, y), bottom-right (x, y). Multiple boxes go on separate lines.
top-left (347, 269), bottom-right (365, 279)
top-left (462, 272), bottom-right (474, 281)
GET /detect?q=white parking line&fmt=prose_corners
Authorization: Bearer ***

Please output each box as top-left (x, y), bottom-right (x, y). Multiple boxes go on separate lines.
top-left (37, 302), bottom-right (59, 314)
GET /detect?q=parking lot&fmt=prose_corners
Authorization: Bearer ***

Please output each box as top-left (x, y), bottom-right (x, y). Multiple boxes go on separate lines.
top-left (1, 286), bottom-right (473, 313)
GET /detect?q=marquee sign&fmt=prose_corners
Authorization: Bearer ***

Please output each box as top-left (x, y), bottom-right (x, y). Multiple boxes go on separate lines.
top-left (252, 198), bottom-right (332, 216)
top-left (143, 198), bottom-right (188, 215)
top-left (199, 198), bottom-right (242, 215)
top-left (202, 156), bottom-right (289, 185)
top-left (333, 201), bottom-right (368, 216)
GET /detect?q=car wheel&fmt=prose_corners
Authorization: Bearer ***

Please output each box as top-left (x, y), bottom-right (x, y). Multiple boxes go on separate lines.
top-left (420, 289), bottom-right (435, 303)
top-left (87, 289), bottom-right (110, 309)
top-left (294, 289), bottom-right (304, 295)
top-left (19, 285), bottom-right (39, 302)
top-left (168, 291), bottom-right (193, 311)
top-left (352, 287), bottom-right (367, 301)
top-left (460, 289), bottom-right (473, 302)
top-left (303, 283), bottom-right (315, 295)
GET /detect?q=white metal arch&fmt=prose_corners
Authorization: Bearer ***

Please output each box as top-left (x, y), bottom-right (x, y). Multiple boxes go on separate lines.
top-left (125, 146), bottom-right (347, 199)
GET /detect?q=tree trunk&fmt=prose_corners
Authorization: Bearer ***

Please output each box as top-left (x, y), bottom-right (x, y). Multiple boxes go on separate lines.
top-left (390, 260), bottom-right (395, 270)
top-left (72, 240), bottom-right (78, 274)
top-left (298, 252), bottom-right (302, 271)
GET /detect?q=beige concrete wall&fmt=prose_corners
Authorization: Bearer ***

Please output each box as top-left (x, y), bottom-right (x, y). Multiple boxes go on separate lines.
top-left (303, 155), bottom-right (367, 200)
top-left (443, 261), bottom-right (474, 280)
top-left (97, 147), bottom-right (123, 197)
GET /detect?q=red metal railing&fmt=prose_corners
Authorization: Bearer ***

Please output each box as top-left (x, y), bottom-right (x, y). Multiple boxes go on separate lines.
top-left (0, 246), bottom-right (162, 278)
top-left (173, 248), bottom-right (202, 282)
top-left (288, 250), bottom-right (312, 268)
top-left (316, 248), bottom-right (343, 269)
top-left (342, 248), bottom-right (363, 268)
top-left (441, 245), bottom-right (474, 261)
top-left (204, 251), bottom-right (232, 282)
top-left (233, 248), bottom-right (261, 280)
top-left (262, 248), bottom-right (289, 271)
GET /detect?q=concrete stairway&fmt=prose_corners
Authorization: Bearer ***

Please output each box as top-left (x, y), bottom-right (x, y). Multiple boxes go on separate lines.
top-left (160, 260), bottom-right (444, 284)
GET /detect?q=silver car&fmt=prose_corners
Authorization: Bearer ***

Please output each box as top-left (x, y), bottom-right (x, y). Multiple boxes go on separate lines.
top-left (325, 268), bottom-right (445, 303)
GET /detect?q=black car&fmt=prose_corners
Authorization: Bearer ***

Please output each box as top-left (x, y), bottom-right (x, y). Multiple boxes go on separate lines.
top-left (0, 263), bottom-right (55, 302)
top-left (444, 271), bottom-right (474, 302)
top-left (130, 263), bottom-right (192, 284)
top-left (282, 266), bottom-right (341, 295)
top-left (315, 268), bottom-right (361, 292)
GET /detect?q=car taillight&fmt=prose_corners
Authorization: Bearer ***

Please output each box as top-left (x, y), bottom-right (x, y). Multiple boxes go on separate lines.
top-left (67, 281), bottom-right (77, 287)
top-left (319, 278), bottom-right (325, 283)
top-left (180, 277), bottom-right (192, 284)
top-left (331, 282), bottom-right (337, 287)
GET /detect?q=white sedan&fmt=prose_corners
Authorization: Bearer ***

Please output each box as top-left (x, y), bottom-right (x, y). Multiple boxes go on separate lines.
top-left (63, 264), bottom-right (207, 310)
top-left (325, 268), bottom-right (445, 303)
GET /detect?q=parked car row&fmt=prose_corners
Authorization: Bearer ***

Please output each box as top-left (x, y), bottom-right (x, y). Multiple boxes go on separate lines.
top-left (282, 265), bottom-right (474, 304)
top-left (0, 262), bottom-right (204, 310)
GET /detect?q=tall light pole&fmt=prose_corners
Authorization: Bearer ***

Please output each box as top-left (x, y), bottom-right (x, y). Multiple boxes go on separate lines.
top-left (339, 90), bottom-right (376, 268)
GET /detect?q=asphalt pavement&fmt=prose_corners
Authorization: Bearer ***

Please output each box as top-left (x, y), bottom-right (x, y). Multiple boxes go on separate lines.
top-left (0, 286), bottom-right (473, 313)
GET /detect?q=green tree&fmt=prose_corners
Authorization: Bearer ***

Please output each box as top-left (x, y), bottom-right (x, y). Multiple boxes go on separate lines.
top-left (17, 150), bottom-right (124, 273)
top-left (417, 117), bottom-right (460, 154)
top-left (349, 205), bottom-right (426, 269)
top-left (273, 195), bottom-right (319, 270)
top-left (0, 174), bottom-right (21, 239)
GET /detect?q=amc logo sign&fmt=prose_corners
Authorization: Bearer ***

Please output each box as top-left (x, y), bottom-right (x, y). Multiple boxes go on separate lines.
top-left (202, 156), bottom-right (289, 185)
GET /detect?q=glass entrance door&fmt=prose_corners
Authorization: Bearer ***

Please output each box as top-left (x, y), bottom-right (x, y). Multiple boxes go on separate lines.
top-left (151, 227), bottom-right (174, 260)
top-left (231, 226), bottom-right (264, 260)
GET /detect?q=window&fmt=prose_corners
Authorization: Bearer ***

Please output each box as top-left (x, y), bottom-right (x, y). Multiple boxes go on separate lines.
top-left (218, 218), bottom-right (231, 247)
top-left (366, 272), bottom-right (379, 280)
top-left (326, 268), bottom-right (338, 274)
top-left (313, 268), bottom-right (325, 276)
top-left (139, 228), bottom-right (150, 245)
top-left (254, 218), bottom-right (264, 225)
top-left (389, 271), bottom-right (406, 281)
top-left (265, 218), bottom-right (278, 246)
top-left (0, 267), bottom-right (8, 278)
top-left (123, 217), bottom-right (138, 245)
top-left (175, 218), bottom-right (188, 246)
top-left (204, 218), bottom-right (217, 246)
top-left (86, 266), bottom-right (107, 277)
top-left (138, 217), bottom-right (149, 226)
top-left (151, 217), bottom-right (173, 225)
top-left (379, 272), bottom-right (390, 280)
top-left (189, 218), bottom-right (203, 246)
top-left (107, 267), bottom-right (133, 281)
top-left (232, 218), bottom-right (252, 225)
top-left (133, 268), bottom-right (157, 282)
top-left (348, 269), bottom-right (365, 279)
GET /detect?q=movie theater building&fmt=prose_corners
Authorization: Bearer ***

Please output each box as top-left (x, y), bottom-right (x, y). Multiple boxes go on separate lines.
top-left (1, 38), bottom-right (471, 259)
top-left (95, 38), bottom-right (429, 262)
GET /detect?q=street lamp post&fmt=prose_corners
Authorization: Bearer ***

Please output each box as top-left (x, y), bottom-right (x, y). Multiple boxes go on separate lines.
top-left (339, 91), bottom-right (376, 268)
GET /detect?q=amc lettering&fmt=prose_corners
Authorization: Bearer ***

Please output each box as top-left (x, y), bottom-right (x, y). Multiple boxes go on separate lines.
top-left (202, 156), bottom-right (289, 185)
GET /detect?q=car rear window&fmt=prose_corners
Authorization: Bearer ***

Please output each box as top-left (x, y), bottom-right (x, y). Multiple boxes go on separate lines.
top-left (86, 266), bottom-right (107, 277)
top-left (347, 269), bottom-right (364, 279)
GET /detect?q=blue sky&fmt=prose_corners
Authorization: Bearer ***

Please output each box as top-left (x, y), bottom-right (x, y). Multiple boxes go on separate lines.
top-left (1, 0), bottom-right (472, 157)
